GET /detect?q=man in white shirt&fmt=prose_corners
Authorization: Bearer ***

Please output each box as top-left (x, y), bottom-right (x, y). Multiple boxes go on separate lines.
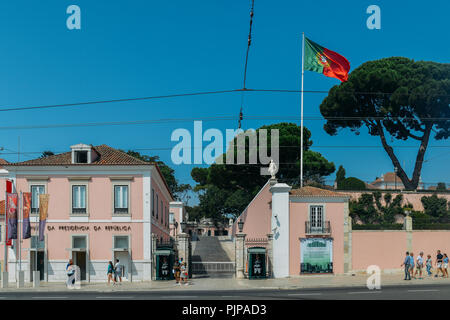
top-left (114, 259), bottom-right (123, 284)
top-left (414, 252), bottom-right (424, 279)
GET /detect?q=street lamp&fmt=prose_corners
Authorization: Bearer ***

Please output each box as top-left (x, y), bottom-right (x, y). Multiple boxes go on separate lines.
top-left (237, 219), bottom-right (244, 233)
top-left (180, 221), bottom-right (186, 233)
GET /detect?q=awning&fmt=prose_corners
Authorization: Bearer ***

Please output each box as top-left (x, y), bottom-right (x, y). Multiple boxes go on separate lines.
top-left (248, 247), bottom-right (266, 254)
top-left (154, 249), bottom-right (171, 256)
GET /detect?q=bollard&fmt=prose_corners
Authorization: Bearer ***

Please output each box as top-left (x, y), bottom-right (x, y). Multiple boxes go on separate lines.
top-left (1, 272), bottom-right (8, 288)
top-left (17, 271), bottom-right (25, 288)
top-left (33, 271), bottom-right (40, 288)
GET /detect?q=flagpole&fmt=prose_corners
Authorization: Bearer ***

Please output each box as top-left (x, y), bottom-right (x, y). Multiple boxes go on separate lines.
top-left (300, 32), bottom-right (305, 188)
top-left (3, 190), bottom-right (6, 274)
top-left (18, 191), bottom-right (21, 278)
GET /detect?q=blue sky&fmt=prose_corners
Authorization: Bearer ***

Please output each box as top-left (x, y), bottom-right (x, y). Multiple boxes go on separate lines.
top-left (0, 0), bottom-right (448, 204)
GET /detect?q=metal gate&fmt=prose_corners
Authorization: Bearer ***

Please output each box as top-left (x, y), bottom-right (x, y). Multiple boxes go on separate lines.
top-left (191, 262), bottom-right (235, 275)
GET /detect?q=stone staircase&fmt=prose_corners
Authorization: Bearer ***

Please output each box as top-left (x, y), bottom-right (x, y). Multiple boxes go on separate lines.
top-left (191, 236), bottom-right (235, 278)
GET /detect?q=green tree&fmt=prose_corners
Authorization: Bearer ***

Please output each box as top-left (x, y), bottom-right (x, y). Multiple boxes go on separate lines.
top-left (335, 165), bottom-right (346, 185)
top-left (437, 182), bottom-right (447, 191)
top-left (125, 150), bottom-right (190, 200)
top-left (337, 177), bottom-right (366, 190)
top-left (421, 194), bottom-right (448, 218)
top-left (320, 57), bottom-right (450, 190)
top-left (40, 151), bottom-right (54, 158)
top-left (350, 192), bottom-right (405, 224)
top-left (190, 123), bottom-right (336, 220)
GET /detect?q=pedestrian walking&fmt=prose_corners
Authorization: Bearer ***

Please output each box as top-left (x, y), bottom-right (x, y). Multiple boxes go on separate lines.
top-left (173, 262), bottom-right (181, 284)
top-left (435, 250), bottom-right (444, 277)
top-left (401, 251), bottom-right (411, 280)
top-left (426, 254), bottom-right (433, 277)
top-left (107, 261), bottom-right (116, 285)
top-left (114, 259), bottom-right (123, 284)
top-left (414, 252), bottom-right (424, 279)
top-left (180, 262), bottom-right (188, 286)
top-left (409, 252), bottom-right (415, 278)
top-left (443, 253), bottom-right (449, 278)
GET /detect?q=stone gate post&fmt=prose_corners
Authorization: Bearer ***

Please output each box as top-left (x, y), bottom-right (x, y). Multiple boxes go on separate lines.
top-left (151, 234), bottom-right (157, 280)
top-left (266, 233), bottom-right (274, 278)
top-left (235, 233), bottom-right (246, 279)
top-left (177, 233), bottom-right (190, 275)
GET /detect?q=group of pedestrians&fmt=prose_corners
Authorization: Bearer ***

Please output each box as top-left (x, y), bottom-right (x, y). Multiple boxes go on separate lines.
top-left (401, 250), bottom-right (449, 280)
top-left (107, 259), bottom-right (123, 285)
top-left (172, 258), bottom-right (189, 286)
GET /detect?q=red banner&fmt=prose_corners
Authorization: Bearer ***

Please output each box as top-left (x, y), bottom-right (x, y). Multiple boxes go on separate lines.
top-left (6, 193), bottom-right (18, 240)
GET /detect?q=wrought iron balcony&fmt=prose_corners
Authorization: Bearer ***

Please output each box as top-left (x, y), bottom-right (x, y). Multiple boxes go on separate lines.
top-left (305, 221), bottom-right (331, 235)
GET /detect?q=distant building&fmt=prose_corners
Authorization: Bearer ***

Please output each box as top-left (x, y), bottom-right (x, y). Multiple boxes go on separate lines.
top-left (369, 172), bottom-right (424, 190)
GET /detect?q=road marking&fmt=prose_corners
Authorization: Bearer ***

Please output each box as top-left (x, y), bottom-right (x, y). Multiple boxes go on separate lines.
top-left (32, 296), bottom-right (68, 299)
top-left (288, 293), bottom-right (322, 296)
top-left (407, 289), bottom-right (439, 292)
top-left (96, 296), bottom-right (134, 299)
top-left (347, 291), bottom-right (381, 294)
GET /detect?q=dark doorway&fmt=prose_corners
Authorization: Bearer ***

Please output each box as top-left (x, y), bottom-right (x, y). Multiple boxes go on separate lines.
top-left (30, 251), bottom-right (45, 281)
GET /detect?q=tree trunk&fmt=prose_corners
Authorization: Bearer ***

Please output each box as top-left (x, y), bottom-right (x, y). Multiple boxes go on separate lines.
top-left (376, 120), bottom-right (432, 191)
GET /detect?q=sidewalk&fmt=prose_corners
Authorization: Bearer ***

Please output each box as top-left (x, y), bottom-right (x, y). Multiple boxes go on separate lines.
top-left (0, 273), bottom-right (448, 292)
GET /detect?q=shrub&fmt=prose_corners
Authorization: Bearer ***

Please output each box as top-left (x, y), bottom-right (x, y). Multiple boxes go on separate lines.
top-left (338, 177), bottom-right (366, 190)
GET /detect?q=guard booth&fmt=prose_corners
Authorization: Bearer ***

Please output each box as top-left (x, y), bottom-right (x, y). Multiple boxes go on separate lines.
top-left (155, 248), bottom-right (175, 280)
top-left (247, 247), bottom-right (266, 279)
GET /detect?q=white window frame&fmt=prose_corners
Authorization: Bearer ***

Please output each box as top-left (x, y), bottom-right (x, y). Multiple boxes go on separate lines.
top-left (70, 182), bottom-right (89, 216)
top-left (309, 204), bottom-right (325, 232)
top-left (29, 181), bottom-right (47, 216)
top-left (71, 234), bottom-right (88, 250)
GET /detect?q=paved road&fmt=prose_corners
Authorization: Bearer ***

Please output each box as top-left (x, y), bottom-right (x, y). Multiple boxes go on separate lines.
top-left (1, 283), bottom-right (450, 300)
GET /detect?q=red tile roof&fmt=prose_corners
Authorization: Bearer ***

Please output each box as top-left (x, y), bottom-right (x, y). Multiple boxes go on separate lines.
top-left (371, 172), bottom-right (402, 185)
top-left (290, 186), bottom-right (349, 198)
top-left (1, 144), bottom-right (174, 201)
top-left (4, 145), bottom-right (150, 166)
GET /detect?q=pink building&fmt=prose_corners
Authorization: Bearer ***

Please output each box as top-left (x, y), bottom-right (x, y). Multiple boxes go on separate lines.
top-left (234, 179), bottom-right (450, 278)
top-left (0, 144), bottom-right (173, 282)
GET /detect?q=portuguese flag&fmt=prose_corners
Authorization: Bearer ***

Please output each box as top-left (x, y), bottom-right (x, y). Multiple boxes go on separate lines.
top-left (304, 37), bottom-right (350, 82)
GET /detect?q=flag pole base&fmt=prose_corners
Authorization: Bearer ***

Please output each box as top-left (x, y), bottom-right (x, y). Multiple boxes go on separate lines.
top-left (1, 272), bottom-right (8, 288)
top-left (33, 271), bottom-right (40, 288)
